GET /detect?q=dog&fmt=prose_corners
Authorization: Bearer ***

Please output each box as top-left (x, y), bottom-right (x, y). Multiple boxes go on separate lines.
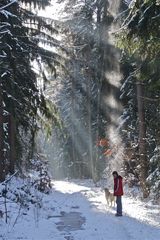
top-left (104, 188), bottom-right (115, 207)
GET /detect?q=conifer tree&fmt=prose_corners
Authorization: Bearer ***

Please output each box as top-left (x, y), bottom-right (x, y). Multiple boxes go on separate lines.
top-left (117, 0), bottom-right (160, 197)
top-left (0, 0), bottom-right (60, 179)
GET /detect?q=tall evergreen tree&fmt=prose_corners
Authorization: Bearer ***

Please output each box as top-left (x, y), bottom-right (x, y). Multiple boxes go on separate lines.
top-left (0, 0), bottom-right (61, 180)
top-left (117, 0), bottom-right (160, 197)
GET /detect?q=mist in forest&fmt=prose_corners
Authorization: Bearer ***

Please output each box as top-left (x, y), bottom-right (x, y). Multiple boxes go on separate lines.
top-left (37, 0), bottom-right (124, 181)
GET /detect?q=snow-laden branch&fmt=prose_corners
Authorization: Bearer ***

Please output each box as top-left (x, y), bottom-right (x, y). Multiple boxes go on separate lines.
top-left (0, 0), bottom-right (17, 11)
top-left (0, 170), bottom-right (19, 185)
top-left (0, 10), bottom-right (17, 19)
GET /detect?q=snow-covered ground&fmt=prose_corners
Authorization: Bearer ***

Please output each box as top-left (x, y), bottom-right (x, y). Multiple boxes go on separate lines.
top-left (0, 179), bottom-right (160, 240)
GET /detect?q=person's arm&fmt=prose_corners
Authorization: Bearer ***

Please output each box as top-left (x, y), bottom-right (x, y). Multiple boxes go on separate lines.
top-left (115, 178), bottom-right (119, 193)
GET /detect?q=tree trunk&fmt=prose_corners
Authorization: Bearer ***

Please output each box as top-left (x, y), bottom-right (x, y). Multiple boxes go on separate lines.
top-left (136, 81), bottom-right (149, 198)
top-left (86, 71), bottom-right (94, 180)
top-left (71, 62), bottom-right (77, 177)
top-left (0, 88), bottom-right (5, 181)
top-left (8, 114), bottom-right (15, 174)
top-left (94, 0), bottom-right (104, 183)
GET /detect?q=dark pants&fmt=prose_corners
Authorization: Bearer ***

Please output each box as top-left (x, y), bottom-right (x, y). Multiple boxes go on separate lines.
top-left (116, 196), bottom-right (122, 215)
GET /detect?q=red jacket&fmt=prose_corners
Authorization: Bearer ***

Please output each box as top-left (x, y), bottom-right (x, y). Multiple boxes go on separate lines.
top-left (114, 176), bottom-right (123, 196)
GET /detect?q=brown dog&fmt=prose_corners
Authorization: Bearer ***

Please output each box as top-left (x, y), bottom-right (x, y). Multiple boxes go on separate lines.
top-left (104, 188), bottom-right (115, 207)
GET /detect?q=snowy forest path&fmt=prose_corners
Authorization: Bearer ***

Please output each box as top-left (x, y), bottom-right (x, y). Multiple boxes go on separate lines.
top-left (47, 180), bottom-right (160, 240)
top-left (1, 180), bottom-right (160, 240)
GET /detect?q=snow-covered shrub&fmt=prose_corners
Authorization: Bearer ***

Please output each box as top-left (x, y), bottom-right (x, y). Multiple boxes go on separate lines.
top-left (29, 156), bottom-right (52, 194)
top-left (0, 156), bottom-right (52, 221)
top-left (147, 147), bottom-right (160, 199)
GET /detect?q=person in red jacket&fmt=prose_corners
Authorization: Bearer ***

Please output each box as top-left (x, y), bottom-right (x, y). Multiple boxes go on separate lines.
top-left (112, 171), bottom-right (123, 216)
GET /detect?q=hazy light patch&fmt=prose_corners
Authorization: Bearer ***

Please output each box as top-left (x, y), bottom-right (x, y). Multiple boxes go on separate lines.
top-left (68, 111), bottom-right (91, 161)
top-left (108, 0), bottom-right (121, 17)
top-left (38, 0), bottom-right (67, 20)
top-left (104, 92), bottom-right (122, 127)
top-left (107, 123), bottom-right (124, 174)
top-left (52, 180), bottom-right (90, 194)
top-left (108, 126), bottom-right (121, 145)
top-left (105, 71), bottom-right (122, 88)
top-left (105, 94), bottom-right (119, 110)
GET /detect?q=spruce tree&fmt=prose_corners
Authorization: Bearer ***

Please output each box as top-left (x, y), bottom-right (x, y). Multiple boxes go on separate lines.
top-left (0, 0), bottom-right (60, 179)
top-left (117, 0), bottom-right (160, 197)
